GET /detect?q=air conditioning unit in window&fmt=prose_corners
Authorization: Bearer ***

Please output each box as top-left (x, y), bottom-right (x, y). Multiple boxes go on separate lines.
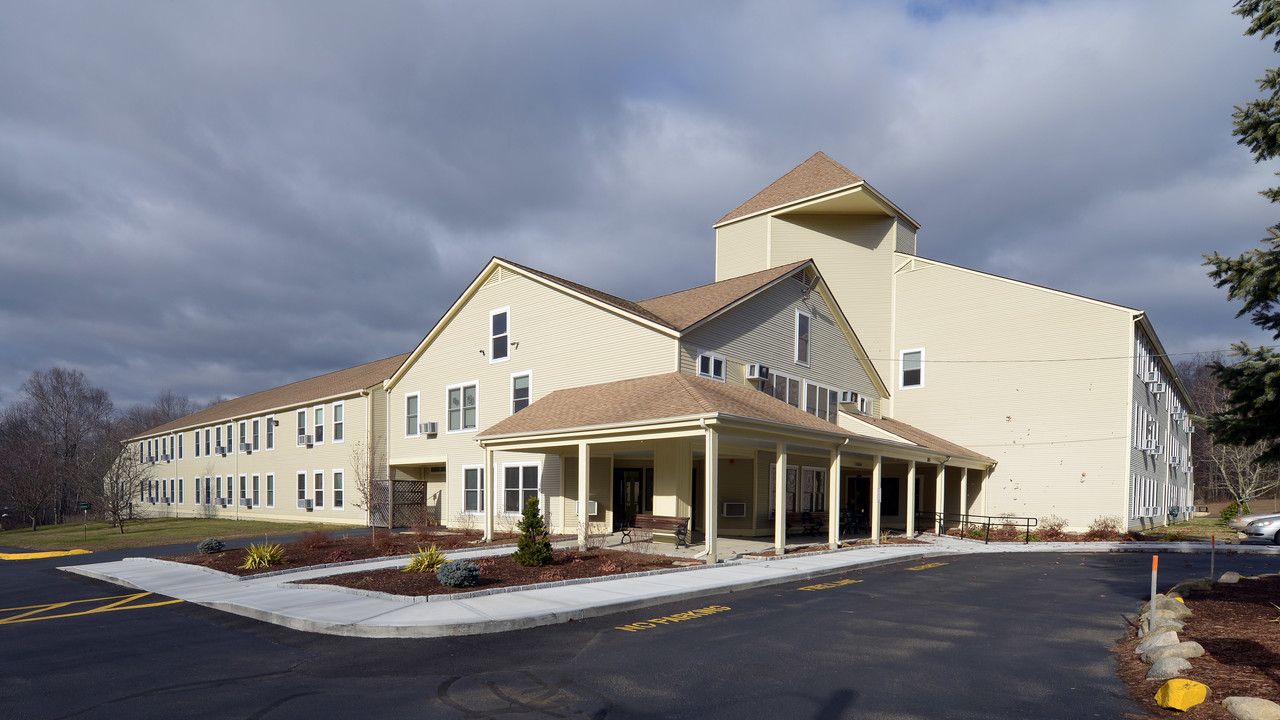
top-left (217, 498), bottom-right (228, 507)
top-left (1187, 425), bottom-right (1196, 434)
top-left (239, 443), bottom-right (251, 454)
top-left (1145, 371), bottom-right (1158, 384)
top-left (721, 502), bottom-right (746, 518)
top-left (240, 498), bottom-right (252, 508)
top-left (146, 497), bottom-right (156, 504)
top-left (297, 434), bottom-right (313, 447)
top-left (213, 445), bottom-right (225, 456)
top-left (746, 364), bottom-right (770, 382)
top-left (1171, 411), bottom-right (1185, 421)
top-left (297, 498), bottom-right (313, 510)
top-left (160, 454), bottom-right (171, 463)
top-left (1141, 439), bottom-right (1156, 451)
top-left (1151, 382), bottom-right (1167, 395)
top-left (420, 422), bottom-right (438, 436)
top-left (573, 500), bottom-right (598, 516)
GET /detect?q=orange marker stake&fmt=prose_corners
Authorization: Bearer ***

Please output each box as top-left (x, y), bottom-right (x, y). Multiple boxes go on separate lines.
top-left (1148, 554), bottom-right (1159, 635)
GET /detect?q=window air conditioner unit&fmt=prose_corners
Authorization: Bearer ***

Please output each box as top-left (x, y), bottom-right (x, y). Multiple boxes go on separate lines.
top-left (239, 443), bottom-right (251, 454)
top-left (419, 422), bottom-right (438, 436)
top-left (1151, 382), bottom-right (1167, 395)
top-left (839, 390), bottom-right (859, 405)
top-left (1141, 439), bottom-right (1156, 451)
top-left (573, 500), bottom-right (598, 516)
top-left (147, 497), bottom-right (156, 504)
top-left (297, 434), bottom-right (313, 447)
top-left (1171, 411), bottom-right (1184, 421)
top-left (1153, 443), bottom-right (1164, 456)
top-left (721, 502), bottom-right (747, 518)
top-left (746, 364), bottom-right (770, 381)
top-left (217, 498), bottom-right (228, 507)
top-left (297, 498), bottom-right (314, 510)
top-left (1188, 425), bottom-right (1196, 434)
top-left (147, 456), bottom-right (157, 464)
top-left (240, 498), bottom-right (252, 508)
top-left (1145, 371), bottom-right (1158, 384)
top-left (161, 454), bottom-right (170, 463)
top-left (162, 500), bottom-right (171, 506)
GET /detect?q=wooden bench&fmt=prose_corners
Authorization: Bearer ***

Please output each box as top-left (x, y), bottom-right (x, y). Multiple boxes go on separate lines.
top-left (770, 511), bottom-right (826, 535)
top-left (622, 514), bottom-right (690, 548)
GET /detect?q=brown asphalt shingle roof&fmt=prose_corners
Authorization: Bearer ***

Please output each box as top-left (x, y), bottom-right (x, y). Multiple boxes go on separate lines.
top-left (500, 259), bottom-right (673, 329)
top-left (135, 353), bottom-right (411, 439)
top-left (477, 372), bottom-right (989, 463)
top-left (716, 151), bottom-right (864, 226)
top-left (636, 260), bottom-right (810, 332)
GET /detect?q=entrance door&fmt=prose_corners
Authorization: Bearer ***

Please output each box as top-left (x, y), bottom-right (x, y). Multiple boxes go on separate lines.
top-left (612, 468), bottom-right (647, 531)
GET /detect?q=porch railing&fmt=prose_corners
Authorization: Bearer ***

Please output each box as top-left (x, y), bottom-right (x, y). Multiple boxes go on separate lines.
top-left (917, 511), bottom-right (1039, 545)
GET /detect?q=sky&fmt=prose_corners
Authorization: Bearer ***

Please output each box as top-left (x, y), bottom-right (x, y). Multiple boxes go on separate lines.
top-left (1, 0), bottom-right (1277, 411)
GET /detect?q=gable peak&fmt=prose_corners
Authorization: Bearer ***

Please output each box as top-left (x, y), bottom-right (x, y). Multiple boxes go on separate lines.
top-left (716, 151), bottom-right (865, 225)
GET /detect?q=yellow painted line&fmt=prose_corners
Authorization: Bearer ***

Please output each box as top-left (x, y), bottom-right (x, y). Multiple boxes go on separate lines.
top-left (0, 592), bottom-right (183, 625)
top-left (0, 549), bottom-right (92, 560)
top-left (798, 578), bottom-right (864, 592)
top-left (615, 604), bottom-right (732, 632)
top-left (905, 562), bottom-right (948, 571)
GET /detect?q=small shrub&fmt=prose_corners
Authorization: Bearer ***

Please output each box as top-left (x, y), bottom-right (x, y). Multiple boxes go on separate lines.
top-left (512, 495), bottom-right (554, 567)
top-left (600, 558), bottom-right (621, 573)
top-left (1026, 533), bottom-right (1042, 542)
top-left (1222, 501), bottom-right (1253, 522)
top-left (238, 542), bottom-right (287, 570)
top-left (1163, 531), bottom-right (1187, 542)
top-left (322, 549), bottom-right (352, 564)
top-left (964, 525), bottom-right (985, 540)
top-left (197, 538), bottom-right (225, 554)
top-left (403, 544), bottom-right (448, 573)
top-left (298, 530), bottom-right (332, 549)
top-left (1084, 515), bottom-right (1124, 541)
top-left (437, 560), bottom-right (481, 588)
top-left (1038, 515), bottom-right (1068, 540)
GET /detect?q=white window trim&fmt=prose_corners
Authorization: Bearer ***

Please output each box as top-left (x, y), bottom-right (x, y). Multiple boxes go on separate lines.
top-left (900, 347), bottom-right (925, 389)
top-left (238, 421), bottom-right (247, 453)
top-left (296, 409), bottom-right (307, 444)
top-left (490, 306), bottom-right (511, 364)
top-left (312, 405), bottom-right (325, 446)
top-left (332, 400), bottom-right (345, 444)
top-left (511, 370), bottom-right (533, 415)
top-left (251, 474), bottom-right (261, 507)
top-left (265, 414), bottom-right (275, 451)
top-left (795, 310), bottom-right (812, 367)
top-left (266, 473), bottom-right (275, 508)
top-left (500, 461), bottom-right (543, 515)
top-left (252, 418), bottom-right (260, 452)
top-left (446, 381), bottom-right (480, 434)
top-left (331, 468), bottom-right (345, 510)
top-left (313, 469), bottom-right (325, 509)
top-left (697, 351), bottom-right (727, 382)
top-left (462, 465), bottom-right (486, 515)
top-left (405, 392), bottom-right (420, 438)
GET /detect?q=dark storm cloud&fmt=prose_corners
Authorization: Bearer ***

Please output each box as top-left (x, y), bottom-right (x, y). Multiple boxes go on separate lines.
top-left (0, 0), bottom-right (1275, 409)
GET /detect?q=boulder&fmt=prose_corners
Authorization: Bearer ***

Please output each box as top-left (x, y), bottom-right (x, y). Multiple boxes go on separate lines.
top-left (1142, 594), bottom-right (1193, 619)
top-left (1223, 696), bottom-right (1280, 720)
top-left (1135, 630), bottom-right (1179, 655)
top-left (1168, 578), bottom-right (1213, 598)
top-left (1219, 571), bottom-right (1242, 584)
top-left (1146, 657), bottom-right (1192, 681)
top-left (1154, 679), bottom-right (1209, 712)
top-left (1143, 641), bottom-right (1206, 664)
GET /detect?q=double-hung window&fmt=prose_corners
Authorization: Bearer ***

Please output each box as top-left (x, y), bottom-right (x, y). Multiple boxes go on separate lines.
top-left (252, 419), bottom-right (260, 452)
top-left (697, 352), bottom-right (725, 381)
top-left (297, 472), bottom-right (307, 504)
top-left (503, 464), bottom-right (539, 513)
top-left (448, 383), bottom-right (478, 432)
top-left (178, 434), bottom-right (183, 460)
top-left (194, 430), bottom-right (201, 458)
top-left (490, 308), bottom-right (509, 362)
top-left (215, 427), bottom-right (223, 454)
top-left (900, 349), bottom-right (924, 388)
top-left (238, 421), bottom-right (247, 452)
top-left (314, 471), bottom-right (324, 508)
top-left (297, 410), bottom-right (307, 443)
top-left (313, 406), bottom-right (324, 444)
top-left (225, 423), bottom-right (233, 453)
top-left (266, 415), bottom-right (274, 450)
top-left (464, 467), bottom-right (484, 513)
top-left (252, 474), bottom-right (261, 506)
top-left (266, 474), bottom-right (275, 508)
top-left (512, 373), bottom-right (531, 413)
top-left (332, 402), bottom-right (344, 442)
top-left (333, 471), bottom-right (344, 509)
top-left (405, 393), bottom-right (419, 436)
top-left (795, 311), bottom-right (811, 366)
top-left (204, 428), bottom-right (210, 456)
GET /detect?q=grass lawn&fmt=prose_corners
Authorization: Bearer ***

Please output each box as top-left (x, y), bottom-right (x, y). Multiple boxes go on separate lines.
top-left (0, 517), bottom-right (356, 552)
top-left (1140, 515), bottom-right (1237, 541)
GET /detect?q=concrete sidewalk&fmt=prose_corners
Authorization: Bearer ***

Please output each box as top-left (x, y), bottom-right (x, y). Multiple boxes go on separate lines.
top-left (60, 536), bottom-right (1280, 638)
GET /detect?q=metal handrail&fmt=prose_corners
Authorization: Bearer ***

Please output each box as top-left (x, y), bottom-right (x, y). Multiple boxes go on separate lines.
top-left (916, 511), bottom-right (1039, 544)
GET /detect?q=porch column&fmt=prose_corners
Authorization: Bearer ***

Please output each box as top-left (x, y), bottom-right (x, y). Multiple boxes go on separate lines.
top-left (934, 464), bottom-right (945, 535)
top-left (870, 455), bottom-right (882, 544)
top-left (905, 460), bottom-right (917, 538)
top-left (578, 442), bottom-right (590, 550)
top-left (959, 468), bottom-right (969, 524)
top-left (704, 425), bottom-right (719, 564)
top-left (982, 467), bottom-right (990, 515)
top-left (828, 445), bottom-right (841, 549)
top-left (483, 447), bottom-right (495, 542)
top-left (775, 443), bottom-right (787, 555)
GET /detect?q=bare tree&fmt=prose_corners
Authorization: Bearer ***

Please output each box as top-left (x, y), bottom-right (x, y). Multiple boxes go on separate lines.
top-left (0, 406), bottom-right (60, 530)
top-left (1177, 353), bottom-right (1280, 507)
top-left (118, 390), bottom-right (199, 438)
top-left (18, 368), bottom-right (114, 524)
top-left (94, 443), bottom-right (152, 533)
top-left (348, 436), bottom-right (385, 541)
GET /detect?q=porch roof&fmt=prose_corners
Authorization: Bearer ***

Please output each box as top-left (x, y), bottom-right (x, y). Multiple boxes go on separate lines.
top-left (476, 372), bottom-right (990, 464)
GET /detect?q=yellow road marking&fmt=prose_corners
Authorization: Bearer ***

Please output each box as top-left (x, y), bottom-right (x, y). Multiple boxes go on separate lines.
top-left (615, 604), bottom-right (731, 632)
top-left (0, 549), bottom-right (92, 560)
top-left (798, 578), bottom-right (864, 591)
top-left (0, 592), bottom-right (183, 625)
top-left (905, 562), bottom-right (948, 571)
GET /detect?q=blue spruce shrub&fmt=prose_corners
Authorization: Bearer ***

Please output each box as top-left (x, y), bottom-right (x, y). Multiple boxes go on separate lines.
top-left (198, 538), bottom-right (225, 554)
top-left (437, 559), bottom-right (481, 588)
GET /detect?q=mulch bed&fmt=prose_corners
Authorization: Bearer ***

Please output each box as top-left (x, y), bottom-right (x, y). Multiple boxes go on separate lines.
top-left (294, 548), bottom-right (681, 596)
top-left (1115, 574), bottom-right (1280, 718)
top-left (161, 528), bottom-right (517, 577)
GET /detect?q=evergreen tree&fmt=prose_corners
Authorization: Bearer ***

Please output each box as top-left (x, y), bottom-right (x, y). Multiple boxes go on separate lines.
top-left (1203, 0), bottom-right (1280, 464)
top-left (511, 495), bottom-right (554, 567)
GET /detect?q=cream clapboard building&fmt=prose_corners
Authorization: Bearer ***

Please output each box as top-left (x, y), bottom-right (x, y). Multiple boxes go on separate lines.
top-left (713, 152), bottom-right (1194, 531)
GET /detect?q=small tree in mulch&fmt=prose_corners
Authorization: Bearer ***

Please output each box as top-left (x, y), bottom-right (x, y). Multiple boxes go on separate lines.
top-left (511, 495), bottom-right (554, 567)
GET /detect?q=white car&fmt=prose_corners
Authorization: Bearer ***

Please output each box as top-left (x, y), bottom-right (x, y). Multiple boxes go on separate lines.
top-left (1228, 511), bottom-right (1280, 532)
top-left (1243, 516), bottom-right (1280, 544)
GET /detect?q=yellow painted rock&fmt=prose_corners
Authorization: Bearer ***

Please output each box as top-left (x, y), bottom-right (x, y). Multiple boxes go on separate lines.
top-left (1154, 679), bottom-right (1209, 711)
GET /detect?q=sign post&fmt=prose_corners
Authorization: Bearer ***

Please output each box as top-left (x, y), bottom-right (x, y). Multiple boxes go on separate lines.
top-left (79, 502), bottom-right (91, 541)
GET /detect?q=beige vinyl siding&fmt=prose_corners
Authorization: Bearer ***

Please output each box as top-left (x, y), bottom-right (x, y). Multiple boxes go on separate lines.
top-left (894, 258), bottom-right (1133, 529)
top-left (714, 216), bottom-right (770, 281)
top-left (1128, 325), bottom-right (1194, 529)
top-left (766, 214), bottom-right (898, 382)
top-left (678, 274), bottom-right (878, 403)
top-left (388, 270), bottom-right (677, 528)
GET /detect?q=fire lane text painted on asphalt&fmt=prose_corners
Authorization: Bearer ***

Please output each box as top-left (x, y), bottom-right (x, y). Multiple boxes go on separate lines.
top-left (905, 562), bottom-right (948, 571)
top-left (797, 578), bottom-right (863, 591)
top-left (614, 605), bottom-right (731, 632)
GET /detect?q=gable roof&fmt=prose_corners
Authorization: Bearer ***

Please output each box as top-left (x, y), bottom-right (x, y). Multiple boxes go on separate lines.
top-left (135, 353), bottom-right (410, 439)
top-left (636, 260), bottom-right (810, 332)
top-left (717, 151), bottom-right (864, 226)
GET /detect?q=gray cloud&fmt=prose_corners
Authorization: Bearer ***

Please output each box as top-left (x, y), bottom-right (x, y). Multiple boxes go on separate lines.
top-left (0, 0), bottom-right (1275, 409)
